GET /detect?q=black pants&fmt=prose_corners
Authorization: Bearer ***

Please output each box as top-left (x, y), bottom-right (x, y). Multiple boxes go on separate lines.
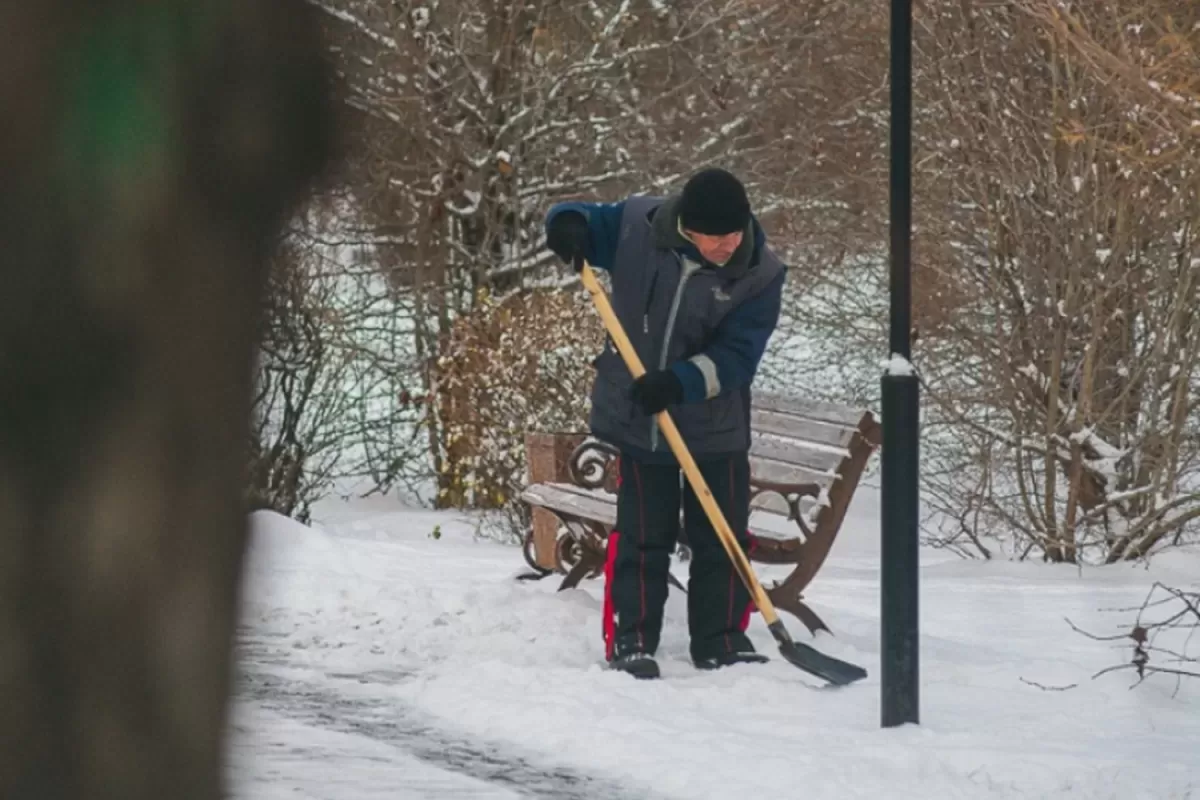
top-left (602, 451), bottom-right (755, 663)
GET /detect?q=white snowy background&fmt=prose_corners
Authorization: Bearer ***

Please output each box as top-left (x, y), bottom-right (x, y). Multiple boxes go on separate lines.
top-left (227, 482), bottom-right (1200, 799)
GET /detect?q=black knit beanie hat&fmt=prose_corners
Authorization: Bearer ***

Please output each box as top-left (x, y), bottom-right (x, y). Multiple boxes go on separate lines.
top-left (677, 167), bottom-right (751, 236)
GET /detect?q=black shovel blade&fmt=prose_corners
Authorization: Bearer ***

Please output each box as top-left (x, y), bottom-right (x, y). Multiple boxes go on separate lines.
top-left (768, 619), bottom-right (868, 687)
top-left (779, 640), bottom-right (868, 687)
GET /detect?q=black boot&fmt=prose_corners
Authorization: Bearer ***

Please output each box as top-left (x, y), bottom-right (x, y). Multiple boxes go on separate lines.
top-left (694, 650), bottom-right (769, 671)
top-left (609, 651), bottom-right (661, 680)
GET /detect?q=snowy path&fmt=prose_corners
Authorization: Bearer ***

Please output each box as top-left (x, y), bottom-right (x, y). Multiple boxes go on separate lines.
top-left (230, 629), bottom-right (659, 799)
top-left (226, 489), bottom-right (1200, 799)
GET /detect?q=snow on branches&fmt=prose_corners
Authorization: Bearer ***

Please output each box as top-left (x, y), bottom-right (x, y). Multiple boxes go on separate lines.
top-left (430, 286), bottom-right (604, 537)
top-left (910, 0), bottom-right (1200, 564)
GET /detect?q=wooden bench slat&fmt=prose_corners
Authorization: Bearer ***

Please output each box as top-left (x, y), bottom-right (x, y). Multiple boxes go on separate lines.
top-left (751, 391), bottom-right (871, 428)
top-left (536, 481), bottom-right (615, 503)
top-left (520, 483), bottom-right (617, 526)
top-left (749, 434), bottom-right (846, 474)
top-left (749, 409), bottom-right (859, 449)
top-left (521, 477), bottom-right (801, 525)
top-left (520, 479), bottom-right (820, 533)
top-left (749, 492), bottom-right (793, 517)
top-left (543, 453), bottom-right (836, 507)
top-left (748, 456), bottom-right (838, 489)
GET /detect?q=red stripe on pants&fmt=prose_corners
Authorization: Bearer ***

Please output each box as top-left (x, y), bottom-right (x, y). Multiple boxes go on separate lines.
top-left (740, 533), bottom-right (757, 631)
top-left (725, 569), bottom-right (736, 651)
top-left (739, 598), bottom-right (755, 632)
top-left (602, 532), bottom-right (621, 661)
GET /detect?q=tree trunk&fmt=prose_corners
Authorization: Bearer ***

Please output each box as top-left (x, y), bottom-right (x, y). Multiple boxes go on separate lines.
top-left (0, 2), bottom-right (333, 798)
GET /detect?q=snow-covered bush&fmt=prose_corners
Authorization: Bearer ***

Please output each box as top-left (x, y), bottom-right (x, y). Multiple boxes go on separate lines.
top-left (430, 285), bottom-right (604, 539)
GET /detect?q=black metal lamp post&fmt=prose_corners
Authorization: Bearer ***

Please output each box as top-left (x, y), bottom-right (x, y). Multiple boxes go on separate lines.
top-left (881, 0), bottom-right (920, 728)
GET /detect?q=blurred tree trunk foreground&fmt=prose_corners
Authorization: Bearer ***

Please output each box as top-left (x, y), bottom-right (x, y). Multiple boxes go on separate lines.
top-left (0, 2), bottom-right (333, 798)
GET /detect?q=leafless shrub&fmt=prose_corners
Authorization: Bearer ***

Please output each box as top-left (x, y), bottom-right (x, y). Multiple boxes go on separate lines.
top-left (249, 198), bottom-right (431, 519)
top-left (911, 1), bottom-right (1200, 562)
top-left (1068, 582), bottom-right (1200, 693)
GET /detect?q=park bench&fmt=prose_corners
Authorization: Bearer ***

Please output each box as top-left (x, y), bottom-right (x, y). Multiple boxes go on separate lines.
top-left (518, 391), bottom-right (881, 635)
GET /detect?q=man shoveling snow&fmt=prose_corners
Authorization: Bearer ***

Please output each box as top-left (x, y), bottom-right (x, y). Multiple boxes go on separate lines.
top-left (543, 168), bottom-right (786, 679)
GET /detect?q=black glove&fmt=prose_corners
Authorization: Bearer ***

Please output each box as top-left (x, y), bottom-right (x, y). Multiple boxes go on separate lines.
top-left (630, 369), bottom-right (684, 415)
top-left (545, 211), bottom-right (590, 272)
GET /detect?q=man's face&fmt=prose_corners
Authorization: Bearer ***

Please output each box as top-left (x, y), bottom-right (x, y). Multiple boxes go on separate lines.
top-left (684, 229), bottom-right (743, 266)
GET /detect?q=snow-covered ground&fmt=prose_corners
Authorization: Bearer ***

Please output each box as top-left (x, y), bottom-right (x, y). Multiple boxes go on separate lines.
top-left (228, 485), bottom-right (1200, 799)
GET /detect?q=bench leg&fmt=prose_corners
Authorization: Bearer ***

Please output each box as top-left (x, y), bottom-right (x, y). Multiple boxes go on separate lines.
top-left (530, 517), bottom-right (688, 596)
top-left (557, 545), bottom-right (689, 594)
top-left (558, 542), bottom-right (607, 591)
top-left (766, 584), bottom-right (831, 636)
top-left (556, 524), bottom-right (607, 591)
top-left (516, 527), bottom-right (555, 581)
top-left (558, 557), bottom-right (597, 591)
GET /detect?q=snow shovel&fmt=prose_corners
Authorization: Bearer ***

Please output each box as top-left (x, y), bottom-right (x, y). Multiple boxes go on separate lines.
top-left (579, 261), bottom-right (867, 687)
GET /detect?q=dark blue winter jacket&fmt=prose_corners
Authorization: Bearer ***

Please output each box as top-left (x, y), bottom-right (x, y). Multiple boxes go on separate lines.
top-left (545, 193), bottom-right (786, 461)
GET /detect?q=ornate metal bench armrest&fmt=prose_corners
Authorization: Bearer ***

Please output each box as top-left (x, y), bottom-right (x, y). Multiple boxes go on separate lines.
top-left (568, 438), bottom-right (620, 492)
top-left (750, 477), bottom-right (821, 539)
